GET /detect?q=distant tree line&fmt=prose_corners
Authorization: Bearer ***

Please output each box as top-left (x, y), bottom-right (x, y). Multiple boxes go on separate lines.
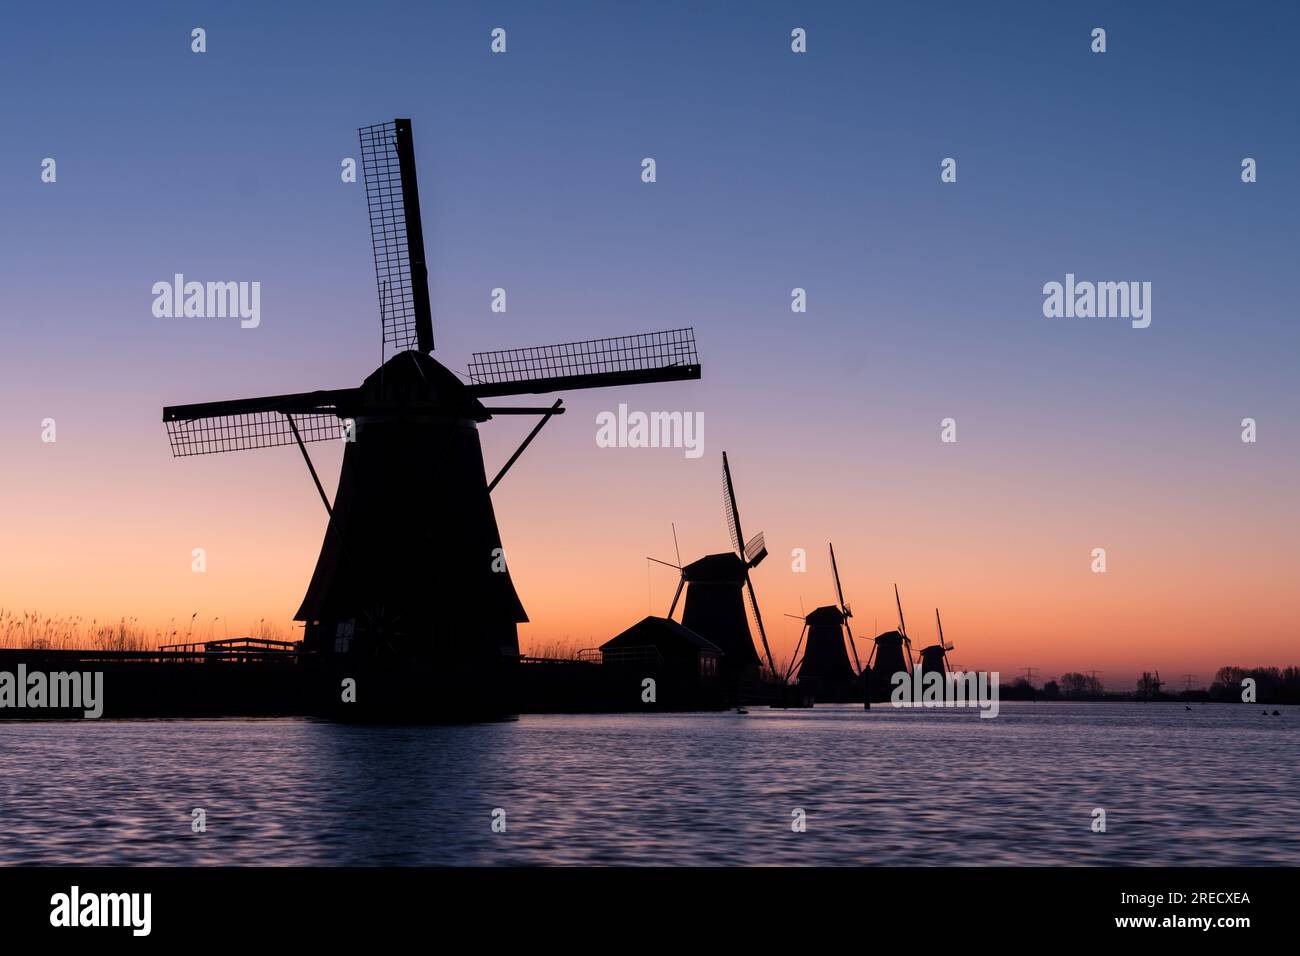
top-left (1206, 666), bottom-right (1300, 704)
top-left (1058, 672), bottom-right (1105, 698)
top-left (1001, 666), bottom-right (1300, 704)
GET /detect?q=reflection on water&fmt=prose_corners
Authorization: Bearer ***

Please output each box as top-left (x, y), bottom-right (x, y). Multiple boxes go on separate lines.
top-left (1, 703), bottom-right (1296, 865)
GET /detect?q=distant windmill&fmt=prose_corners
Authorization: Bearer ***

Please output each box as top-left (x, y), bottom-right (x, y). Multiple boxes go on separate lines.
top-left (864, 584), bottom-right (915, 703)
top-left (783, 543), bottom-right (859, 700)
top-left (917, 608), bottom-right (955, 683)
top-left (659, 452), bottom-right (774, 678)
top-left (162, 118), bottom-right (702, 679)
top-left (1137, 670), bottom-right (1164, 700)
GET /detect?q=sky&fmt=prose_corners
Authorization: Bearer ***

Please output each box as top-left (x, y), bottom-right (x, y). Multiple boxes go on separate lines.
top-left (1, 1), bottom-right (1297, 688)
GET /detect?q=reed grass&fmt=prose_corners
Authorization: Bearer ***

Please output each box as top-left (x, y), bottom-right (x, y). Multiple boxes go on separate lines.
top-left (0, 609), bottom-right (293, 651)
top-left (520, 638), bottom-right (588, 660)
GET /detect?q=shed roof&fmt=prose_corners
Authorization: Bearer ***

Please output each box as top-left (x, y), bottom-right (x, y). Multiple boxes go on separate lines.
top-left (601, 615), bottom-right (724, 654)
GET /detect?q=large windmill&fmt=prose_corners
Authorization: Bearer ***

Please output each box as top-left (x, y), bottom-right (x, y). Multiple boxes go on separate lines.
top-left (657, 452), bottom-right (775, 679)
top-left (864, 584), bottom-right (915, 703)
top-left (784, 543), bottom-right (860, 700)
top-left (162, 118), bottom-right (701, 679)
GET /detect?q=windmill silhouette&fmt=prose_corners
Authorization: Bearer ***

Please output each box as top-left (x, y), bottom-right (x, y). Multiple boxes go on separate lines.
top-left (864, 584), bottom-right (915, 703)
top-left (1137, 669), bottom-right (1164, 700)
top-left (917, 608), bottom-right (955, 677)
top-left (657, 452), bottom-right (774, 679)
top-left (162, 118), bottom-right (701, 675)
top-left (784, 543), bottom-right (859, 700)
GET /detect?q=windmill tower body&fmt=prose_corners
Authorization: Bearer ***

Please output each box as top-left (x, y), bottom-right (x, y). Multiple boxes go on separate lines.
top-left (796, 605), bottom-right (856, 698)
top-left (679, 553), bottom-right (760, 674)
top-left (294, 353), bottom-right (526, 662)
top-left (917, 646), bottom-right (947, 680)
top-left (917, 645), bottom-right (948, 701)
top-left (867, 631), bottom-right (911, 703)
top-left (914, 609), bottom-right (955, 700)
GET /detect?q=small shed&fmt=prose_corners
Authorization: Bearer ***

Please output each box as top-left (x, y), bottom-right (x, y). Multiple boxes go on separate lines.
top-left (600, 616), bottom-right (723, 678)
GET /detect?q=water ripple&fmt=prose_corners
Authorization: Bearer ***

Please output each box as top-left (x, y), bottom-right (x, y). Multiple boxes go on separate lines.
top-left (0, 703), bottom-right (1296, 865)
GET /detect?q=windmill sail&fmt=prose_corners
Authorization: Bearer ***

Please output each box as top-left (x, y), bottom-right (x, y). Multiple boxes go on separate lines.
top-left (162, 389), bottom-right (359, 456)
top-left (829, 542), bottom-right (862, 672)
top-left (743, 574), bottom-right (773, 675)
top-left (937, 608), bottom-right (954, 652)
top-left (724, 469), bottom-right (742, 553)
top-left (743, 579), bottom-right (764, 635)
top-left (467, 328), bottom-right (699, 397)
top-left (722, 451), bottom-right (775, 675)
top-left (895, 583), bottom-right (908, 639)
top-left (359, 119), bottom-right (433, 354)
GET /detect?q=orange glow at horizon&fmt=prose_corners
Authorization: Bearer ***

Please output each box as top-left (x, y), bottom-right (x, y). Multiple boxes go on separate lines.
top-left (2, 381), bottom-right (1297, 691)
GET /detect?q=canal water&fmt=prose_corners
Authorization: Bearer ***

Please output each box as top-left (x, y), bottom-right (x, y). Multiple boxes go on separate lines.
top-left (1, 702), bottom-right (1295, 865)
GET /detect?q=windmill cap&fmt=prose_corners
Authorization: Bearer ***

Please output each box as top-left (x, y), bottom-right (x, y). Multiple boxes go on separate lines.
top-left (360, 351), bottom-right (484, 415)
top-left (874, 630), bottom-right (906, 645)
top-left (805, 605), bottom-right (843, 625)
top-left (681, 552), bottom-right (748, 582)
